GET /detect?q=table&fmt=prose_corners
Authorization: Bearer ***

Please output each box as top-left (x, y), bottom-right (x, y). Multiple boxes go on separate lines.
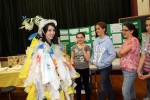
top-left (0, 70), bottom-right (24, 87)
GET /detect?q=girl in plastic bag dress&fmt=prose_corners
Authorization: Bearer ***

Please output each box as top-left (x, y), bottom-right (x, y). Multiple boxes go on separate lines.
top-left (19, 16), bottom-right (79, 100)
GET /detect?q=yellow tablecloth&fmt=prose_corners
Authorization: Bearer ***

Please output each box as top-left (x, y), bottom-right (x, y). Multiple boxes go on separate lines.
top-left (0, 70), bottom-right (24, 87)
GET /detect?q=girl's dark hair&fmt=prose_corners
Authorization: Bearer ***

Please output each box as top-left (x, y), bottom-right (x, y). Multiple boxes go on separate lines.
top-left (146, 17), bottom-right (150, 20)
top-left (124, 23), bottom-right (138, 38)
top-left (124, 22), bottom-right (141, 42)
top-left (96, 22), bottom-right (108, 35)
top-left (42, 23), bottom-right (58, 45)
top-left (76, 32), bottom-right (85, 38)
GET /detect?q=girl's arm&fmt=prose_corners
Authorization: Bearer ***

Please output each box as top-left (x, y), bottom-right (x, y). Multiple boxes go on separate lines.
top-left (117, 44), bottom-right (132, 57)
top-left (71, 51), bottom-right (75, 66)
top-left (137, 55), bottom-right (145, 76)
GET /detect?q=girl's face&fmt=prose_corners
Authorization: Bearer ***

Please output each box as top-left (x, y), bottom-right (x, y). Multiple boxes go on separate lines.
top-left (96, 25), bottom-right (105, 37)
top-left (45, 25), bottom-right (55, 42)
top-left (122, 26), bottom-right (133, 39)
top-left (146, 20), bottom-right (150, 34)
top-left (76, 34), bottom-right (85, 44)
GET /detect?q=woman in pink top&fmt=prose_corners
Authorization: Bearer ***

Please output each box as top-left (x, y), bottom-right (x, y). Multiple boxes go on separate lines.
top-left (117, 23), bottom-right (140, 100)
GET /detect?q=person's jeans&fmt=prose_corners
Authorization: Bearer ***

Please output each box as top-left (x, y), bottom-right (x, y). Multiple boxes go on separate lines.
top-left (122, 70), bottom-right (137, 100)
top-left (143, 71), bottom-right (150, 98)
top-left (99, 65), bottom-right (114, 100)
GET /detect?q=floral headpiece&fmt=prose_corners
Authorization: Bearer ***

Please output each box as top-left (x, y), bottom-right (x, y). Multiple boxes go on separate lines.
top-left (19, 15), bottom-right (57, 37)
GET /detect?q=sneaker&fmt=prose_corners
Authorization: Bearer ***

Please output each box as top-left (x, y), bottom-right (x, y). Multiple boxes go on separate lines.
top-left (143, 97), bottom-right (150, 100)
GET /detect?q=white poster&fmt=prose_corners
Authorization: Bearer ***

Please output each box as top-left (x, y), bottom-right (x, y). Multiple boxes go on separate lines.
top-left (112, 33), bottom-right (122, 44)
top-left (80, 28), bottom-right (89, 33)
top-left (60, 36), bottom-right (69, 40)
top-left (85, 34), bottom-right (90, 41)
top-left (69, 29), bottom-right (79, 35)
top-left (60, 30), bottom-right (68, 35)
top-left (70, 36), bottom-right (77, 42)
top-left (91, 25), bottom-right (95, 31)
top-left (110, 23), bottom-right (122, 33)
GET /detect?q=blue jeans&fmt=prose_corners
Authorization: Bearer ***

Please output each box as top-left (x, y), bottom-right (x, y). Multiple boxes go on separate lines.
top-left (99, 65), bottom-right (114, 100)
top-left (122, 70), bottom-right (137, 100)
top-left (144, 71), bottom-right (150, 98)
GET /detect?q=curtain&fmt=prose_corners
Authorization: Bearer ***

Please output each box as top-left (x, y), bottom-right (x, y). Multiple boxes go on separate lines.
top-left (0, 0), bottom-right (131, 56)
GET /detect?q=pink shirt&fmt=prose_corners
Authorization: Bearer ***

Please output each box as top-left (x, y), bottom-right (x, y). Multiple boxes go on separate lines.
top-left (120, 37), bottom-right (140, 72)
top-left (143, 40), bottom-right (150, 72)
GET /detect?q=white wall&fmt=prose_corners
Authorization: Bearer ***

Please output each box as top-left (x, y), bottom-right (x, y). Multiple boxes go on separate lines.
top-left (137, 0), bottom-right (150, 15)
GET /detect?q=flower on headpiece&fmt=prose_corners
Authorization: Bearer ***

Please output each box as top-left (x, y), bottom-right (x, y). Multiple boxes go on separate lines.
top-left (34, 15), bottom-right (43, 26)
top-left (19, 18), bottom-right (34, 31)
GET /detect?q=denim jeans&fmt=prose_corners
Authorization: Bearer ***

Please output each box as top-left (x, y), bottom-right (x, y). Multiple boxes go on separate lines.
top-left (122, 70), bottom-right (137, 100)
top-left (143, 72), bottom-right (150, 98)
top-left (99, 65), bottom-right (114, 100)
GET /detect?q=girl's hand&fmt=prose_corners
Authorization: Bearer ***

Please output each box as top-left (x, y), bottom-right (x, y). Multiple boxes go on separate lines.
top-left (71, 63), bottom-right (75, 67)
top-left (139, 75), bottom-right (148, 80)
top-left (82, 44), bottom-right (86, 51)
top-left (138, 72), bottom-right (150, 80)
top-left (138, 72), bottom-right (143, 78)
top-left (63, 61), bottom-right (71, 70)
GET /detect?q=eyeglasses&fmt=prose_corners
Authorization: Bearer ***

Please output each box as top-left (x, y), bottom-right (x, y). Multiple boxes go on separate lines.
top-left (77, 37), bottom-right (84, 39)
top-left (122, 29), bottom-right (129, 32)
